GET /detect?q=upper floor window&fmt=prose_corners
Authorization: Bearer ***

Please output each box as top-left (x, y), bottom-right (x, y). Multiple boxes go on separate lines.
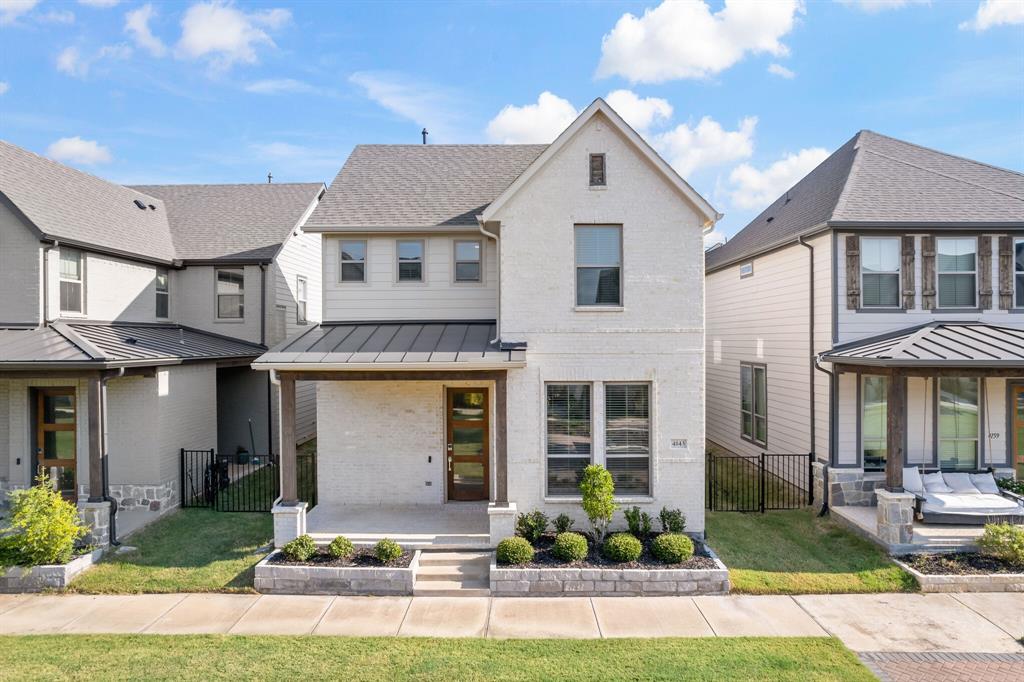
top-left (296, 276), bottom-right (307, 324)
top-left (545, 383), bottom-right (592, 496)
top-left (575, 225), bottom-right (622, 306)
top-left (155, 267), bottom-right (169, 319)
top-left (397, 240), bottom-right (424, 282)
top-left (936, 237), bottom-right (977, 308)
top-left (59, 248), bottom-right (84, 314)
top-left (216, 268), bottom-right (244, 319)
top-left (605, 383), bottom-right (651, 496)
top-left (1015, 238), bottom-right (1023, 308)
top-left (589, 153), bottom-right (606, 187)
top-left (340, 240), bottom-right (366, 283)
top-left (454, 240), bottom-right (482, 283)
top-left (861, 237), bottom-right (900, 308)
top-left (740, 363), bottom-right (767, 447)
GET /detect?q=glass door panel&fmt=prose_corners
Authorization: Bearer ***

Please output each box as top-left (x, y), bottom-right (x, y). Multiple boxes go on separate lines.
top-left (1014, 386), bottom-right (1024, 478)
top-left (446, 388), bottom-right (489, 501)
top-left (36, 388), bottom-right (77, 501)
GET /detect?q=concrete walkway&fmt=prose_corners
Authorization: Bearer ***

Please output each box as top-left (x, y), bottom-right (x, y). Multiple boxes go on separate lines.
top-left (0, 592), bottom-right (1021, 654)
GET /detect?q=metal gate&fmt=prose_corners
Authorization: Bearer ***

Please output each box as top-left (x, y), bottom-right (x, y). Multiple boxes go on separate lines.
top-left (706, 451), bottom-right (813, 512)
top-left (180, 448), bottom-right (317, 512)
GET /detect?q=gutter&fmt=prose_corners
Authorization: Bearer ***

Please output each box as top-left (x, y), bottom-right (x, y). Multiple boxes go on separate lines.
top-left (252, 361), bottom-right (526, 372)
top-left (477, 217), bottom-right (501, 344)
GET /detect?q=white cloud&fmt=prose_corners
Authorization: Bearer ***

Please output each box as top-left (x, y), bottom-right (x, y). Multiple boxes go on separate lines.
top-left (704, 230), bottom-right (727, 250)
top-left (959, 0), bottom-right (1024, 31)
top-left (351, 71), bottom-right (470, 142)
top-left (485, 91), bottom-right (579, 144)
top-left (597, 0), bottom-right (804, 83)
top-left (0, 0), bottom-right (39, 25)
top-left (0, 81), bottom-right (8, 95)
top-left (56, 44), bottom-right (132, 78)
top-left (38, 9), bottom-right (75, 23)
top-left (176, 1), bottom-right (291, 71)
top-left (767, 63), bottom-right (795, 79)
top-left (46, 136), bottom-right (112, 165)
top-left (655, 116), bottom-right (757, 177)
top-left (245, 78), bottom-right (319, 95)
top-left (838, 0), bottom-right (929, 13)
top-left (78, 0), bottom-right (121, 6)
top-left (604, 89), bottom-right (672, 133)
top-left (728, 147), bottom-right (828, 210)
top-left (125, 3), bottom-right (166, 57)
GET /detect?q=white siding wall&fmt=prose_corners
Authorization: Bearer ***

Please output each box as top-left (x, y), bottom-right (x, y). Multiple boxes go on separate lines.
top-left (0, 202), bottom-right (41, 325)
top-left (321, 234), bottom-right (498, 321)
top-left (836, 372), bottom-right (858, 466)
top-left (173, 264), bottom-right (264, 344)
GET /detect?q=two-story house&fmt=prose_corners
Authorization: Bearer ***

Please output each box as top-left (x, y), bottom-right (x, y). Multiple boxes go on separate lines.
top-left (0, 140), bottom-right (323, 544)
top-left (254, 98), bottom-right (719, 557)
top-left (705, 131), bottom-right (1024, 531)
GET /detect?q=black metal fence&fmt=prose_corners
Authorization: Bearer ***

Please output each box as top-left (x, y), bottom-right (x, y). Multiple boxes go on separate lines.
top-left (180, 448), bottom-right (317, 512)
top-left (707, 451), bottom-right (813, 512)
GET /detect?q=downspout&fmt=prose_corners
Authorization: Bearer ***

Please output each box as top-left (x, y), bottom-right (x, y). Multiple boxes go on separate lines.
top-left (478, 218), bottom-right (500, 344)
top-left (100, 367), bottom-right (125, 545)
top-left (814, 356), bottom-right (835, 516)
top-left (42, 240), bottom-right (58, 325)
top-left (799, 236), bottom-right (831, 516)
top-left (260, 264), bottom-right (271, 454)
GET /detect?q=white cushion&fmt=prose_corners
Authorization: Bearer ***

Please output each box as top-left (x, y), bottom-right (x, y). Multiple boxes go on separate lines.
top-left (902, 467), bottom-right (925, 495)
top-left (970, 473), bottom-right (1001, 495)
top-left (943, 472), bottom-right (979, 494)
top-left (922, 472), bottom-right (953, 493)
top-left (921, 492), bottom-right (1020, 516)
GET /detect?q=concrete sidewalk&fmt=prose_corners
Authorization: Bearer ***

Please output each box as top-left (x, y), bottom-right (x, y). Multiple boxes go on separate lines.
top-left (0, 592), bottom-right (1021, 653)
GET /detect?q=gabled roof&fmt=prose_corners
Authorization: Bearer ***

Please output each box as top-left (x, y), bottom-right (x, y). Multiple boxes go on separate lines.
top-left (305, 145), bottom-right (546, 229)
top-left (820, 322), bottom-right (1024, 368)
top-left (706, 130), bottom-right (1024, 272)
top-left (130, 183), bottom-right (324, 262)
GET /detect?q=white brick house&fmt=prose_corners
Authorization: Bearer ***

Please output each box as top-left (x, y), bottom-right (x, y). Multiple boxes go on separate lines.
top-left (255, 99), bottom-right (720, 548)
top-left (0, 141), bottom-right (323, 544)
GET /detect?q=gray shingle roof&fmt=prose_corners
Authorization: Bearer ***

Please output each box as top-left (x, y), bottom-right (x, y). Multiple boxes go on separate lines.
top-left (130, 183), bottom-right (323, 261)
top-left (305, 145), bottom-right (547, 229)
top-left (820, 322), bottom-right (1024, 367)
top-left (706, 131), bottom-right (1024, 272)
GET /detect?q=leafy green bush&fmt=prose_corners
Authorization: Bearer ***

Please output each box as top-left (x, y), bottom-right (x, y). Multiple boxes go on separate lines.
top-left (554, 513), bottom-right (575, 534)
top-left (515, 510), bottom-right (549, 543)
top-left (552, 532), bottom-right (589, 562)
top-left (977, 523), bottom-right (1024, 565)
top-left (328, 535), bottom-right (355, 559)
top-left (650, 533), bottom-right (695, 564)
top-left (0, 470), bottom-right (88, 567)
top-left (496, 536), bottom-right (534, 565)
top-left (374, 538), bottom-right (403, 564)
top-left (996, 478), bottom-right (1024, 496)
top-left (281, 534), bottom-right (317, 562)
top-left (659, 507), bottom-right (686, 534)
top-left (602, 532), bottom-right (642, 563)
top-left (624, 506), bottom-right (653, 539)
top-left (580, 465), bottom-right (617, 544)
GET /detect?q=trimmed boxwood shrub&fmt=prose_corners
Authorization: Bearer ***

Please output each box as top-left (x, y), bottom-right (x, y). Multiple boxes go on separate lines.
top-left (552, 532), bottom-right (589, 562)
top-left (328, 535), bottom-right (355, 559)
top-left (515, 510), bottom-right (549, 543)
top-left (650, 533), bottom-right (694, 564)
top-left (282, 534), bottom-right (317, 562)
top-left (496, 536), bottom-right (534, 565)
top-left (374, 538), bottom-right (403, 564)
top-left (602, 532), bottom-right (642, 563)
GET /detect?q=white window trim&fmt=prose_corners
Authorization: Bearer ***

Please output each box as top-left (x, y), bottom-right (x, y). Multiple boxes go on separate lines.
top-left (58, 248), bottom-right (85, 316)
top-left (452, 239), bottom-right (483, 285)
top-left (574, 225), bottom-right (624, 309)
top-left (544, 381), bottom-right (594, 498)
top-left (604, 381), bottom-right (652, 497)
top-left (1014, 237), bottom-right (1024, 309)
top-left (338, 239), bottom-right (367, 285)
top-left (740, 363), bottom-right (767, 447)
top-left (155, 267), bottom-right (170, 319)
top-left (860, 237), bottom-right (902, 309)
top-left (215, 267), bottom-right (245, 322)
top-left (395, 239), bottom-right (426, 284)
top-left (936, 236), bottom-right (978, 309)
top-left (295, 275), bottom-right (308, 325)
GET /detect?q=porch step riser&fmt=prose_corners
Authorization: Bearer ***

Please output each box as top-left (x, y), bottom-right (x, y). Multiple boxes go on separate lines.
top-left (413, 551), bottom-right (493, 597)
top-left (417, 571), bottom-right (489, 582)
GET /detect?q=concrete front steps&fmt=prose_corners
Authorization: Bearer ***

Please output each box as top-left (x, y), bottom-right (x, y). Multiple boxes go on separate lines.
top-left (413, 551), bottom-right (491, 597)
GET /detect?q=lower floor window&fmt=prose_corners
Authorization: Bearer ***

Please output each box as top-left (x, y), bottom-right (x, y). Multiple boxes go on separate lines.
top-left (740, 363), bottom-right (767, 446)
top-left (546, 383), bottom-right (592, 496)
top-left (938, 377), bottom-right (979, 470)
top-left (861, 375), bottom-right (887, 471)
top-left (605, 383), bottom-right (650, 495)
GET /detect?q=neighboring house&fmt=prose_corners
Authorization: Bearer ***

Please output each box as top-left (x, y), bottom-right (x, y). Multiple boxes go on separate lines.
top-left (705, 130), bottom-right (1024, 518)
top-left (0, 140), bottom-right (323, 544)
top-left (255, 98), bottom-right (720, 549)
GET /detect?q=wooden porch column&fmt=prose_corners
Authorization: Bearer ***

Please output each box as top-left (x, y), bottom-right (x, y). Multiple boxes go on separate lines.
top-left (279, 374), bottom-right (298, 504)
top-left (87, 373), bottom-right (104, 502)
top-left (495, 371), bottom-right (508, 506)
top-left (885, 369), bottom-right (906, 492)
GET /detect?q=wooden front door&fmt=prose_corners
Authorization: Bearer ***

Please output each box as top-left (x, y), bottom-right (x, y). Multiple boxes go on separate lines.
top-left (446, 387), bottom-right (489, 501)
top-left (36, 387), bottom-right (78, 500)
top-left (1013, 384), bottom-right (1024, 478)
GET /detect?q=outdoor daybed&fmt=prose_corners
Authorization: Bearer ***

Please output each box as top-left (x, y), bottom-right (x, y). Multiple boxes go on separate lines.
top-left (903, 468), bottom-right (1024, 525)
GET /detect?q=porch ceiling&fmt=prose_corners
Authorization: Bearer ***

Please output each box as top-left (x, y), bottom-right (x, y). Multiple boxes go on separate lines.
top-left (820, 322), bottom-right (1024, 368)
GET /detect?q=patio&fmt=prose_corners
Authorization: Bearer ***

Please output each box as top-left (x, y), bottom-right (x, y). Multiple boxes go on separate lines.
top-left (831, 505), bottom-right (991, 553)
top-left (306, 502), bottom-right (491, 549)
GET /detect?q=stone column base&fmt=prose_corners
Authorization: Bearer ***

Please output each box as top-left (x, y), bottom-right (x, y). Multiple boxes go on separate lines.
top-left (272, 502), bottom-right (308, 547)
top-left (875, 490), bottom-right (914, 547)
top-left (487, 501), bottom-right (517, 547)
top-left (79, 500), bottom-right (112, 548)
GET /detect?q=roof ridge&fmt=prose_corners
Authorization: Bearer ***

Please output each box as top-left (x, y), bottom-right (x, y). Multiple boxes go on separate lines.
top-left (859, 130), bottom-right (1024, 180)
top-left (831, 131), bottom-right (867, 220)
top-left (858, 147), bottom-right (1024, 202)
top-left (49, 322), bottom-right (109, 361)
top-left (885, 322), bottom-right (940, 358)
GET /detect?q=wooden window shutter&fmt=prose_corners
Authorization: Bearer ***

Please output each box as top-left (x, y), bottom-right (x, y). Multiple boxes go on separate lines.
top-left (921, 235), bottom-right (936, 310)
top-left (845, 235), bottom-right (860, 309)
top-left (978, 235), bottom-right (993, 309)
top-left (901, 236), bottom-right (915, 310)
top-left (998, 236), bottom-right (1013, 310)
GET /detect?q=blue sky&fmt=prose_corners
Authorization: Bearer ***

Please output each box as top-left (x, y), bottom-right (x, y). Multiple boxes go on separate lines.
top-left (1, 0), bottom-right (1022, 242)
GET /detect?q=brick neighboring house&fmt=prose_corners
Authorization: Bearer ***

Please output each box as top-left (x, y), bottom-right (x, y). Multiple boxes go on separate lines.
top-left (256, 98), bottom-right (720, 549)
top-left (0, 140), bottom-right (324, 544)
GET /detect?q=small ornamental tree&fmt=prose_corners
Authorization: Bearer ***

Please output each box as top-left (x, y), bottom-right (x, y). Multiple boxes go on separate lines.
top-left (579, 464), bottom-right (617, 544)
top-left (0, 470), bottom-right (88, 567)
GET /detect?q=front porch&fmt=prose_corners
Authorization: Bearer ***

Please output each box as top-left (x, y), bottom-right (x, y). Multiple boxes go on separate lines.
top-left (306, 502), bottom-right (491, 549)
top-left (831, 504), bottom-right (988, 553)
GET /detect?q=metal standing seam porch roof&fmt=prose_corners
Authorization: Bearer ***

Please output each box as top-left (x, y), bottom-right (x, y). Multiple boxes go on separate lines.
top-left (254, 321), bottom-right (526, 370)
top-left (0, 322), bottom-right (266, 370)
top-left (819, 322), bottom-right (1024, 368)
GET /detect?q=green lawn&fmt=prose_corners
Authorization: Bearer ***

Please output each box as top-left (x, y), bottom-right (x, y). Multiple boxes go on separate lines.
top-left (68, 508), bottom-right (272, 594)
top-left (0, 636), bottom-right (874, 681)
top-left (706, 509), bottom-right (917, 595)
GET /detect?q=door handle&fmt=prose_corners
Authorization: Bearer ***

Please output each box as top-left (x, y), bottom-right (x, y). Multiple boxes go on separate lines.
top-left (447, 455), bottom-right (453, 472)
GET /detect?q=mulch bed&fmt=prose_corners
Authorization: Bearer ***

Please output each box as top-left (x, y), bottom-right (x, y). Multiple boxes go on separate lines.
top-left (269, 548), bottom-right (413, 569)
top-left (898, 552), bottom-right (1024, 575)
top-left (510, 533), bottom-right (718, 570)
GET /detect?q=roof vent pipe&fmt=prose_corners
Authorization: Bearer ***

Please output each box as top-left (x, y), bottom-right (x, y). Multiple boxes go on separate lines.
top-left (422, 128), bottom-right (428, 145)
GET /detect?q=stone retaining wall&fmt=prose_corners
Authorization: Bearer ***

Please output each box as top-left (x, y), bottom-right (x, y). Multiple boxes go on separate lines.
top-left (828, 469), bottom-right (886, 507)
top-left (254, 551), bottom-right (420, 595)
top-left (109, 481), bottom-right (177, 513)
top-left (0, 548), bottom-right (103, 593)
top-left (894, 560), bottom-right (1024, 593)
